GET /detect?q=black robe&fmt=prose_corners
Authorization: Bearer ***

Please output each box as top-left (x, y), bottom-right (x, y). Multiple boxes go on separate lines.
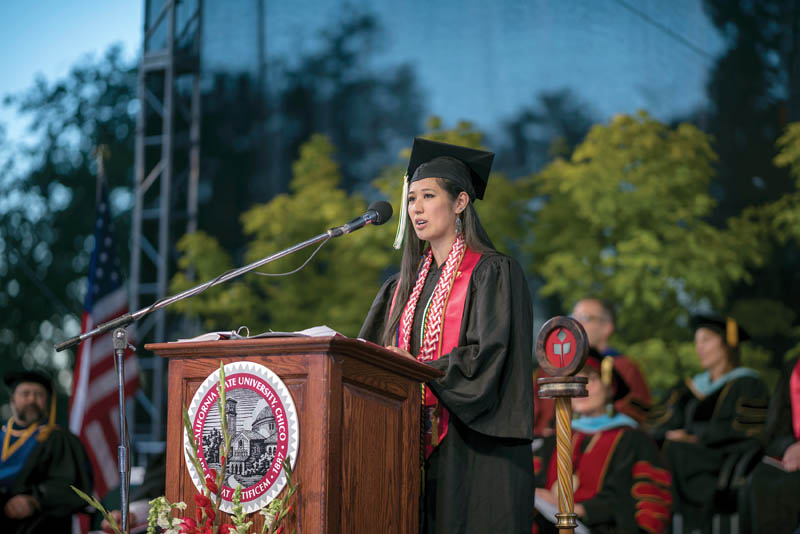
top-left (533, 423), bottom-right (672, 534)
top-left (647, 371), bottom-right (769, 532)
top-left (0, 425), bottom-right (93, 534)
top-left (359, 252), bottom-right (535, 534)
top-left (739, 357), bottom-right (800, 533)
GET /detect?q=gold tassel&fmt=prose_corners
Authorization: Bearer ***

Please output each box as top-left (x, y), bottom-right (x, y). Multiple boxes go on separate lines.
top-left (601, 356), bottom-right (614, 388)
top-left (726, 317), bottom-right (739, 348)
top-left (393, 173), bottom-right (409, 250)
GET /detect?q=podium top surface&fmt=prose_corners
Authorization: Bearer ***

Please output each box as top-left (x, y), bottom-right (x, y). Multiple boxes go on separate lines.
top-left (145, 335), bottom-right (443, 382)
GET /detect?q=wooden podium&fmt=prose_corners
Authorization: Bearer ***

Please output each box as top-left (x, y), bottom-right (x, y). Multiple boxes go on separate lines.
top-left (146, 335), bottom-right (442, 534)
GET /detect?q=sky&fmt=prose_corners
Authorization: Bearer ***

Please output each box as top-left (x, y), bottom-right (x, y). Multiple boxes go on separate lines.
top-left (0, 1), bottom-right (141, 142)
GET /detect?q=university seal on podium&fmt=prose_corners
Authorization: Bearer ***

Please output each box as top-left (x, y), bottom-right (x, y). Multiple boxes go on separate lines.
top-left (185, 361), bottom-right (299, 513)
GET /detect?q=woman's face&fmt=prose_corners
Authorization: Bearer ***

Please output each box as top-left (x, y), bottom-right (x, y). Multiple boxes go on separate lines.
top-left (407, 178), bottom-right (459, 245)
top-left (571, 370), bottom-right (610, 417)
top-left (694, 327), bottom-right (730, 371)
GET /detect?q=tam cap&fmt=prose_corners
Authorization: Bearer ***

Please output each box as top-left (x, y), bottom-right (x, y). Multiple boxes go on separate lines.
top-left (4, 370), bottom-right (53, 395)
top-left (394, 137), bottom-right (494, 249)
top-left (582, 348), bottom-right (631, 402)
top-left (692, 313), bottom-right (750, 348)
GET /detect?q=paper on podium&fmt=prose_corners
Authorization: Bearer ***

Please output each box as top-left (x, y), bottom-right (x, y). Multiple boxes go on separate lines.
top-left (176, 325), bottom-right (341, 342)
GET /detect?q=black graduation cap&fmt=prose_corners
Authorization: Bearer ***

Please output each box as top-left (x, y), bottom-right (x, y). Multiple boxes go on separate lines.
top-left (691, 313), bottom-right (750, 348)
top-left (406, 137), bottom-right (494, 201)
top-left (583, 348), bottom-right (631, 402)
top-left (4, 369), bottom-right (53, 394)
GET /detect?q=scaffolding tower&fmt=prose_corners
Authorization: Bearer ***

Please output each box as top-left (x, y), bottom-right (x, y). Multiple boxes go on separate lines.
top-left (130, 0), bottom-right (203, 454)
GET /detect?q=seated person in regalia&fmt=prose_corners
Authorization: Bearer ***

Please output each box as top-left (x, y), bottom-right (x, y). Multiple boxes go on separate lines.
top-left (648, 314), bottom-right (769, 533)
top-left (534, 349), bottom-right (672, 534)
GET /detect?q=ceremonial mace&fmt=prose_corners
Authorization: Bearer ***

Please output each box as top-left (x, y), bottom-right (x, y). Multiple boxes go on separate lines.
top-left (536, 316), bottom-right (589, 534)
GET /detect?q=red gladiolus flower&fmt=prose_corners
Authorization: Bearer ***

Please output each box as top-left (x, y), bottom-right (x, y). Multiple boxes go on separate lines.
top-left (194, 493), bottom-right (212, 509)
top-left (205, 475), bottom-right (219, 495)
top-left (219, 525), bottom-right (235, 534)
top-left (179, 518), bottom-right (197, 533)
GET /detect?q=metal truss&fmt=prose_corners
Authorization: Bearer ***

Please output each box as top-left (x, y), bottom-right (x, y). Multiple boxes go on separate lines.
top-left (130, 0), bottom-right (203, 455)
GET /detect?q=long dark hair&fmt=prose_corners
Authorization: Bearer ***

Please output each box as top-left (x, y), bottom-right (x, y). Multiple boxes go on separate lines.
top-left (380, 178), bottom-right (495, 346)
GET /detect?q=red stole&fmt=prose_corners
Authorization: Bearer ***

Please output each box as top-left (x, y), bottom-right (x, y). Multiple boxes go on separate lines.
top-left (390, 248), bottom-right (482, 457)
top-left (545, 428), bottom-right (625, 502)
top-left (791, 358), bottom-right (800, 441)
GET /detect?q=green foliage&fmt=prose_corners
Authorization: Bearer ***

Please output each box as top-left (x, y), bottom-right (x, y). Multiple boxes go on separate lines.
top-left (740, 344), bottom-right (780, 392)
top-left (786, 327), bottom-right (800, 364)
top-left (625, 339), bottom-right (699, 398)
top-left (171, 134), bottom-right (394, 336)
top-left (0, 45), bottom-right (136, 398)
top-left (771, 122), bottom-right (800, 244)
top-left (529, 112), bottom-right (766, 343)
top-left (527, 111), bottom-right (777, 385)
top-left (70, 485), bottom-right (121, 534)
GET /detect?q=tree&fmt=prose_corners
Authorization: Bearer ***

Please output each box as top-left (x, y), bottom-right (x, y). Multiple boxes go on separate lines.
top-left (170, 134), bottom-right (395, 336)
top-left (695, 0), bottom-right (800, 372)
top-left (0, 46), bottom-right (136, 401)
top-left (767, 121), bottom-right (800, 360)
top-left (527, 111), bottom-right (767, 391)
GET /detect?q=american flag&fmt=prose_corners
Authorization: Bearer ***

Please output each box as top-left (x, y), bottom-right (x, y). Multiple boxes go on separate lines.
top-left (69, 183), bottom-right (140, 498)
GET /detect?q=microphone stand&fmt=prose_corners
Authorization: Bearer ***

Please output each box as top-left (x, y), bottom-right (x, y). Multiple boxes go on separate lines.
top-left (56, 222), bottom-right (369, 534)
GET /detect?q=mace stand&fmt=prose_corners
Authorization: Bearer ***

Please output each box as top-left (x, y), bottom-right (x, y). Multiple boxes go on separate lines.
top-left (535, 316), bottom-right (589, 534)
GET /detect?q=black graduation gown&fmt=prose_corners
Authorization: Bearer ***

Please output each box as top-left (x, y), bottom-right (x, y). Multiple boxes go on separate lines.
top-left (739, 357), bottom-right (800, 533)
top-left (647, 372), bottom-right (769, 531)
top-left (0, 426), bottom-right (93, 534)
top-left (533, 424), bottom-right (672, 534)
top-left (359, 252), bottom-right (535, 534)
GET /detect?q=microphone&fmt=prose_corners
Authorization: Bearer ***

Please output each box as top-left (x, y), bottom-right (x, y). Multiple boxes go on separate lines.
top-left (329, 201), bottom-right (393, 237)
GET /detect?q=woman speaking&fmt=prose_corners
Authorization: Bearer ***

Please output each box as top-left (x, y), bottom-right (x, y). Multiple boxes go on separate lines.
top-left (359, 137), bottom-right (535, 534)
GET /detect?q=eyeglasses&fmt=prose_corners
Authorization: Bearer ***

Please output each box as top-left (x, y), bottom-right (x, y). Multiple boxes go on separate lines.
top-left (571, 313), bottom-right (609, 324)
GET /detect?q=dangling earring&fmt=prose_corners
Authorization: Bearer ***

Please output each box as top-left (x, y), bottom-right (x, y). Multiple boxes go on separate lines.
top-left (455, 215), bottom-right (463, 235)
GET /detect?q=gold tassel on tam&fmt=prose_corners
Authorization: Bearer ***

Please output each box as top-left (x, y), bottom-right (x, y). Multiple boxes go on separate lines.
top-left (393, 173), bottom-right (409, 250)
top-left (601, 356), bottom-right (614, 388)
top-left (726, 317), bottom-right (739, 348)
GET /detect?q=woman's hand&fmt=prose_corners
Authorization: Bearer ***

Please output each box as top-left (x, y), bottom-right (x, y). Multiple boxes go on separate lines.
top-left (782, 441), bottom-right (800, 471)
top-left (385, 345), bottom-right (416, 360)
top-left (535, 487), bottom-right (556, 505)
top-left (535, 487), bottom-right (586, 518)
top-left (665, 429), bottom-right (699, 443)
